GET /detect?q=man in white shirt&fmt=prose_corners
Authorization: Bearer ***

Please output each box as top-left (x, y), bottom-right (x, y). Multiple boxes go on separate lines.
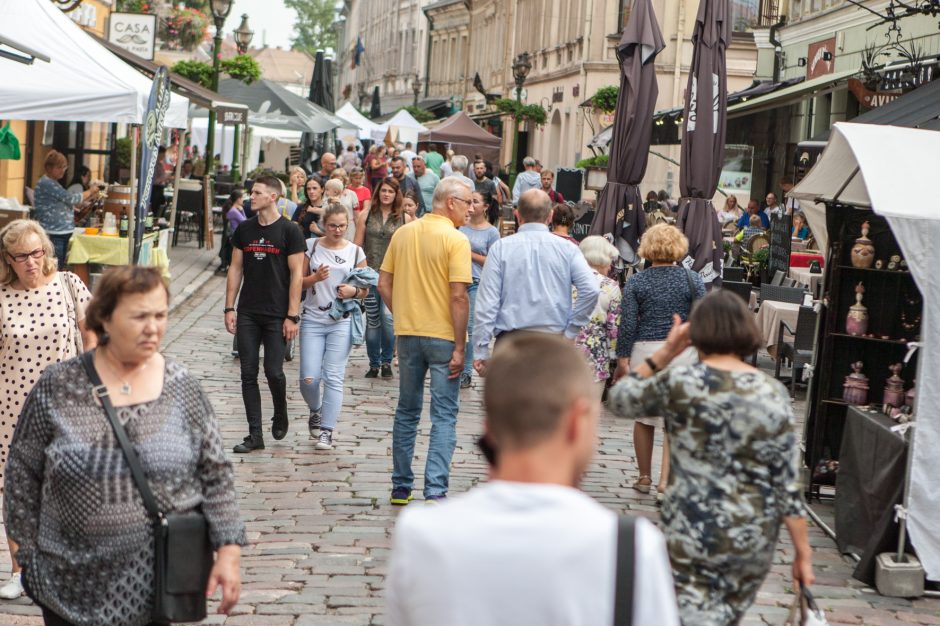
top-left (399, 141), bottom-right (418, 171)
top-left (387, 333), bottom-right (680, 626)
top-left (780, 175), bottom-right (801, 214)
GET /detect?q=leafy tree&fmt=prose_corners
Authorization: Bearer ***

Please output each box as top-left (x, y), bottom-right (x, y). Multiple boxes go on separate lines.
top-left (284, 0), bottom-right (337, 55)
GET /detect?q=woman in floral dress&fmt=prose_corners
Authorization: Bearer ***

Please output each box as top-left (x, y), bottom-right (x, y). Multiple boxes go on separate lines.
top-left (574, 236), bottom-right (622, 399)
top-left (608, 290), bottom-right (814, 626)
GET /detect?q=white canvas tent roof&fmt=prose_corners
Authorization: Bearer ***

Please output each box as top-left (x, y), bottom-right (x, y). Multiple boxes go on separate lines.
top-left (0, 0), bottom-right (188, 127)
top-left (335, 102), bottom-right (381, 141)
top-left (371, 109), bottom-right (428, 145)
top-left (790, 122), bottom-right (940, 581)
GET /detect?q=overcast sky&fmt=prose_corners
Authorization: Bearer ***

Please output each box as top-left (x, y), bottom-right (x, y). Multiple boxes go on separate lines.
top-left (229, 0), bottom-right (297, 50)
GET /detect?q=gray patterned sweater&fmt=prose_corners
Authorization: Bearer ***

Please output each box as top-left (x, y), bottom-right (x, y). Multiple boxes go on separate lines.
top-left (3, 356), bottom-right (246, 626)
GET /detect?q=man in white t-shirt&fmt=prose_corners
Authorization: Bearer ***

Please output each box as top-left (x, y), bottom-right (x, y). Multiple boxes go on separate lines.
top-left (387, 333), bottom-right (680, 626)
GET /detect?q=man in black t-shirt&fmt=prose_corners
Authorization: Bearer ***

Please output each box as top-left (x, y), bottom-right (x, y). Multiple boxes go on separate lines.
top-left (473, 160), bottom-right (501, 224)
top-left (224, 174), bottom-right (306, 453)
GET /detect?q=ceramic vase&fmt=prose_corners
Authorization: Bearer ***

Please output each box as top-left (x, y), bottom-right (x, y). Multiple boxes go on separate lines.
top-left (843, 361), bottom-right (869, 405)
top-left (851, 221), bottom-right (875, 268)
top-left (846, 282), bottom-right (869, 336)
top-left (883, 363), bottom-right (905, 408)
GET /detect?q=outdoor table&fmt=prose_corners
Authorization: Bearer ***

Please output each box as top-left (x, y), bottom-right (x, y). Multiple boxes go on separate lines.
top-left (67, 230), bottom-right (170, 286)
top-left (754, 300), bottom-right (800, 358)
top-left (789, 251), bottom-right (825, 268)
top-left (789, 266), bottom-right (824, 298)
top-left (835, 406), bottom-right (909, 585)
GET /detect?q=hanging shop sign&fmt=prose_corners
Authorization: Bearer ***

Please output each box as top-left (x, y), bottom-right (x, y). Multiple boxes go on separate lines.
top-left (108, 12), bottom-right (157, 61)
top-left (848, 79), bottom-right (902, 108)
top-left (807, 38), bottom-right (836, 81)
top-left (217, 106), bottom-right (247, 125)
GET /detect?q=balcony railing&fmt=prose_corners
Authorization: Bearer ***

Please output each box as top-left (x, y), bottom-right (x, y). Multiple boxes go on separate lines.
top-left (758, 0), bottom-right (783, 27)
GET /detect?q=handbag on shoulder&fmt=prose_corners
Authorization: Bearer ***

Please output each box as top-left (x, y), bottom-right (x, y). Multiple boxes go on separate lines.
top-left (613, 516), bottom-right (636, 626)
top-left (80, 351), bottom-right (213, 623)
top-left (784, 584), bottom-right (829, 626)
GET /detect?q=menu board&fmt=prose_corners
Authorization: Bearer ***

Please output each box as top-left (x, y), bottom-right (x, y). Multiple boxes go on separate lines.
top-left (571, 209), bottom-right (595, 242)
top-left (768, 212), bottom-right (792, 278)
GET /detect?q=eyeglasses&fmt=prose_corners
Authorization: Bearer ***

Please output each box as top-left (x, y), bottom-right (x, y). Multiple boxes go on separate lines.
top-left (325, 223), bottom-right (348, 230)
top-left (7, 248), bottom-right (45, 263)
top-left (452, 196), bottom-right (472, 206)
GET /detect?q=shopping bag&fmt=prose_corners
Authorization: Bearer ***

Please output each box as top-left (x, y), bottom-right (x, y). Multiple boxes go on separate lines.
top-left (784, 584), bottom-right (829, 626)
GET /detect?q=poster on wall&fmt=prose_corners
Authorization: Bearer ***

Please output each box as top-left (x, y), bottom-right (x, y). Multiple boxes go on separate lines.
top-left (718, 144), bottom-right (754, 203)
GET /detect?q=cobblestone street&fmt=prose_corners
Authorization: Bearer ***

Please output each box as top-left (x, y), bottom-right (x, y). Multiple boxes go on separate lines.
top-left (1, 274), bottom-right (939, 625)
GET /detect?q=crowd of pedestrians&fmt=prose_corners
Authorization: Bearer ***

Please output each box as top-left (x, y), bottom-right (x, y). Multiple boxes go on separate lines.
top-left (0, 140), bottom-right (815, 626)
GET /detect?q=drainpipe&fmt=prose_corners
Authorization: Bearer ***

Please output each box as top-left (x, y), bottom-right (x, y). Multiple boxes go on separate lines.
top-left (769, 15), bottom-right (787, 83)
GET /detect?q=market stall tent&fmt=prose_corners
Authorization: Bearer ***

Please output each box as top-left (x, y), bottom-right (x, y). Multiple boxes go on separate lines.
top-left (372, 109), bottom-right (428, 146)
top-left (335, 102), bottom-right (381, 141)
top-left (417, 111), bottom-right (501, 163)
top-left (790, 122), bottom-right (940, 580)
top-left (0, 0), bottom-right (188, 127)
top-left (189, 117), bottom-right (301, 173)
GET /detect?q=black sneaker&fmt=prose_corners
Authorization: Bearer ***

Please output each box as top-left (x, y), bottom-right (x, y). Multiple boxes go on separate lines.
top-left (365, 367), bottom-right (379, 378)
top-left (308, 411), bottom-right (321, 438)
top-left (272, 415), bottom-right (288, 440)
top-left (233, 435), bottom-right (264, 453)
top-left (315, 429), bottom-right (333, 450)
top-left (459, 373), bottom-right (472, 389)
top-left (381, 364), bottom-right (393, 379)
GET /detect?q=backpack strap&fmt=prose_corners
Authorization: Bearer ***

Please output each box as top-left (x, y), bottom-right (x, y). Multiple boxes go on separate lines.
top-left (613, 516), bottom-right (636, 626)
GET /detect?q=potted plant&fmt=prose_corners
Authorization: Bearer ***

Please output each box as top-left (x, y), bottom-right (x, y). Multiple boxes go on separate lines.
top-left (576, 154), bottom-right (609, 190)
top-left (750, 247), bottom-right (770, 286)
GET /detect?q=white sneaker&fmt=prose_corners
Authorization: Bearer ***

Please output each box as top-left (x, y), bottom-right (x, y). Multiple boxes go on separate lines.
top-left (0, 572), bottom-right (24, 600)
top-left (315, 429), bottom-right (333, 450)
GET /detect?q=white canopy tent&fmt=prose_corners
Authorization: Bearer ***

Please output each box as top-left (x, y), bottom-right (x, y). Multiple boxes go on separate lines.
top-left (335, 102), bottom-right (381, 141)
top-left (372, 109), bottom-right (428, 146)
top-left (790, 122), bottom-right (940, 581)
top-left (189, 117), bottom-right (302, 174)
top-left (0, 0), bottom-right (188, 127)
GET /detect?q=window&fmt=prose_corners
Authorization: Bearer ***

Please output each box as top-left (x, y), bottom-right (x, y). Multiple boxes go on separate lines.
top-left (732, 0), bottom-right (761, 31)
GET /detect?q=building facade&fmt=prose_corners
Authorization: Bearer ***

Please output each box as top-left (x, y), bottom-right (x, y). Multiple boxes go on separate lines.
top-left (335, 0), bottom-right (434, 115)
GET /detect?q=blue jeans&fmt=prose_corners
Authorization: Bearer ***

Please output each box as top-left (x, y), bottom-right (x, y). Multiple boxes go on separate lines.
top-left (462, 280), bottom-right (478, 376)
top-left (49, 233), bottom-right (71, 270)
top-left (299, 319), bottom-right (352, 431)
top-left (392, 335), bottom-right (460, 498)
top-left (364, 285), bottom-right (394, 368)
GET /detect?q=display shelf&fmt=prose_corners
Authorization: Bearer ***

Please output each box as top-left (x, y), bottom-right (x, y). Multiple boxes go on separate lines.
top-left (829, 333), bottom-right (912, 346)
top-left (837, 265), bottom-right (911, 276)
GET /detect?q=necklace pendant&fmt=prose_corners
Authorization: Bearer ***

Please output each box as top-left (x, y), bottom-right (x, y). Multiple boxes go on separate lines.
top-left (120, 383), bottom-right (132, 395)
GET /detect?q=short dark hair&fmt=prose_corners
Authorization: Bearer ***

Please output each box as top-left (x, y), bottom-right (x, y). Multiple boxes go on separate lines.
top-left (253, 174), bottom-right (282, 197)
top-left (85, 266), bottom-right (169, 343)
top-left (485, 333), bottom-right (593, 450)
top-left (780, 175), bottom-right (794, 186)
top-left (390, 156), bottom-right (406, 166)
top-left (551, 202), bottom-right (574, 228)
top-left (689, 290), bottom-right (761, 359)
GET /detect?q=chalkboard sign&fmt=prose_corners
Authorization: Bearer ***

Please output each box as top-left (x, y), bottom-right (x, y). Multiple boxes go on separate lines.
top-left (571, 209), bottom-right (595, 242)
top-left (768, 212), bottom-right (792, 278)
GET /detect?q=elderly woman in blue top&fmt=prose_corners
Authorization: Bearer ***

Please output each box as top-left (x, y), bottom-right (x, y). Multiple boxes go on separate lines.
top-left (33, 150), bottom-right (100, 269)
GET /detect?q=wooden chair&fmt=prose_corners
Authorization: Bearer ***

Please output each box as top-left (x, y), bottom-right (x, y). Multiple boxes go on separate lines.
top-left (775, 306), bottom-right (818, 395)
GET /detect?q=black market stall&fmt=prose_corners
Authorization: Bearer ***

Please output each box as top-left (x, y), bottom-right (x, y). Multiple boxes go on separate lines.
top-left (790, 122), bottom-right (940, 593)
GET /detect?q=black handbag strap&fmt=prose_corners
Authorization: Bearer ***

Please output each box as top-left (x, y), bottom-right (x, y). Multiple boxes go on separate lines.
top-left (80, 350), bottom-right (163, 522)
top-left (613, 516), bottom-right (636, 626)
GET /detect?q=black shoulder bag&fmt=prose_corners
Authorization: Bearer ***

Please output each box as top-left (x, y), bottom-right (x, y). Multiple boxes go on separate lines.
top-left (80, 351), bottom-right (213, 623)
top-left (613, 516), bottom-right (636, 626)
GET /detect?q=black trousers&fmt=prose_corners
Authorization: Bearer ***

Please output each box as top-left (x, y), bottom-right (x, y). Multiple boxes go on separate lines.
top-left (236, 311), bottom-right (288, 435)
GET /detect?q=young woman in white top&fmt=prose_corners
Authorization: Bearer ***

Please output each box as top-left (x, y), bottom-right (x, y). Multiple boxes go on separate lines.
top-left (299, 204), bottom-right (368, 450)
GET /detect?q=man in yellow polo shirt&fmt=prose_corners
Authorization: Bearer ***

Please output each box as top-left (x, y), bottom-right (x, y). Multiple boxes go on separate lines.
top-left (378, 177), bottom-right (472, 505)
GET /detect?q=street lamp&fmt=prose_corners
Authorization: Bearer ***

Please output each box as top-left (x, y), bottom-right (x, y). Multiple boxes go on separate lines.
top-left (205, 0), bottom-right (234, 176)
top-left (412, 73), bottom-right (422, 107)
top-left (509, 52), bottom-right (532, 180)
top-left (233, 14), bottom-right (254, 55)
top-left (231, 14), bottom-right (253, 180)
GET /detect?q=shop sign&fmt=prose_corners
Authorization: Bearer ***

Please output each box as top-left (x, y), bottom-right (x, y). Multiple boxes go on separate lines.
top-left (807, 38), bottom-right (836, 80)
top-left (847, 79), bottom-right (902, 108)
top-left (218, 107), bottom-right (247, 125)
top-left (717, 144), bottom-right (754, 203)
top-left (880, 63), bottom-right (938, 91)
top-left (108, 12), bottom-right (157, 61)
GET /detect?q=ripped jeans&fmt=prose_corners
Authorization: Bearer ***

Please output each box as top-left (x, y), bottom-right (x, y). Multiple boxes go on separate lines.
top-left (299, 318), bottom-right (352, 430)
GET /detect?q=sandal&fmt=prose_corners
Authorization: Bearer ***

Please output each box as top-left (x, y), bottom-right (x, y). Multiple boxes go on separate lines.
top-left (632, 475), bottom-right (652, 494)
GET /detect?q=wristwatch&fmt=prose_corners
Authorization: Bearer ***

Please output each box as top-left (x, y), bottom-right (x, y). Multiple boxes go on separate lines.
top-left (287, 315), bottom-right (301, 324)
top-left (223, 307), bottom-right (235, 314)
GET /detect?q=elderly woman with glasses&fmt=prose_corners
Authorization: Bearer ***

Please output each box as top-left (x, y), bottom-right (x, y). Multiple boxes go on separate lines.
top-left (0, 219), bottom-right (96, 601)
top-left (33, 150), bottom-right (100, 269)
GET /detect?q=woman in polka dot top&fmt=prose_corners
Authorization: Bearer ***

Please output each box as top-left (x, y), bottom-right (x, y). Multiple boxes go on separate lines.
top-left (0, 219), bottom-right (95, 601)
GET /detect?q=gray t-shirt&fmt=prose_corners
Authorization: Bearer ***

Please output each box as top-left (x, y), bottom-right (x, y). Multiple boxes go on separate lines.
top-left (459, 224), bottom-right (500, 280)
top-left (303, 239), bottom-right (366, 323)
